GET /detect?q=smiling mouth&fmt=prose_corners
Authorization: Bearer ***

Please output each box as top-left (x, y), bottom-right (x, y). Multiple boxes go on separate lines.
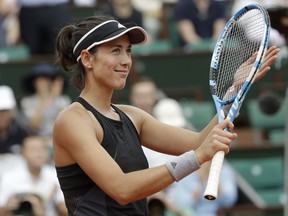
top-left (115, 70), bottom-right (128, 73)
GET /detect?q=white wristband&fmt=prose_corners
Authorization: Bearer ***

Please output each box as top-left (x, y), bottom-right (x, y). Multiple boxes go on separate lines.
top-left (166, 150), bottom-right (200, 182)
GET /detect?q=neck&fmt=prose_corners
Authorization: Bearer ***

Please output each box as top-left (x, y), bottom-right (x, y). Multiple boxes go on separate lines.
top-left (28, 165), bottom-right (42, 180)
top-left (80, 86), bottom-right (113, 110)
top-left (36, 90), bottom-right (53, 101)
top-left (80, 89), bottom-right (120, 120)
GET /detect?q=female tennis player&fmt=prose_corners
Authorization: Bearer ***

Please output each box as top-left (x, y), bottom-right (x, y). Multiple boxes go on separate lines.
top-left (53, 15), bottom-right (279, 215)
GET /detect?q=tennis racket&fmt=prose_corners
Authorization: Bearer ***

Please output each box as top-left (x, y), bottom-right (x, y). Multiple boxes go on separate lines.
top-left (203, 4), bottom-right (271, 200)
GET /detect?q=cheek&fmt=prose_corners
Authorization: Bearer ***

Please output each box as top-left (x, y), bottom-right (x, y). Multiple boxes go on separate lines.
top-left (34, 79), bottom-right (51, 89)
top-left (96, 57), bottom-right (115, 70)
top-left (0, 113), bottom-right (12, 126)
top-left (92, 60), bottom-right (114, 79)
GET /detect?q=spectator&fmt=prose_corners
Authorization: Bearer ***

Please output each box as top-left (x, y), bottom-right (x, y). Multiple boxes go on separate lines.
top-left (129, 76), bottom-right (161, 115)
top-left (153, 97), bottom-right (195, 131)
top-left (20, 63), bottom-right (71, 139)
top-left (131, 0), bottom-right (163, 42)
top-left (0, 0), bottom-right (20, 47)
top-left (175, 0), bottom-right (227, 48)
top-left (101, 0), bottom-right (143, 27)
top-left (0, 85), bottom-right (30, 154)
top-left (166, 160), bottom-right (238, 216)
top-left (17, 0), bottom-right (71, 55)
top-left (0, 135), bottom-right (67, 216)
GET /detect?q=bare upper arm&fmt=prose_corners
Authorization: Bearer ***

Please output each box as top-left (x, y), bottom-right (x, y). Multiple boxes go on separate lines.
top-left (53, 104), bottom-right (126, 196)
top-left (116, 104), bottom-right (201, 156)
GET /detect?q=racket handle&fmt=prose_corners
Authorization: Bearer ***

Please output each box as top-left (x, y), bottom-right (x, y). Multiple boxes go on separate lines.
top-left (203, 150), bottom-right (225, 200)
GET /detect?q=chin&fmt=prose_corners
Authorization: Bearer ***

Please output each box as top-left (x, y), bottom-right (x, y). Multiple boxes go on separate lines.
top-left (115, 86), bottom-right (125, 91)
top-left (114, 82), bottom-right (126, 90)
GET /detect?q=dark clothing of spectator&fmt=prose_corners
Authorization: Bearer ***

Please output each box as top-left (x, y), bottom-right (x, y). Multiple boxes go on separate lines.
top-left (102, 4), bottom-right (143, 27)
top-left (18, 3), bottom-right (70, 55)
top-left (0, 119), bottom-right (30, 154)
top-left (175, 0), bottom-right (226, 46)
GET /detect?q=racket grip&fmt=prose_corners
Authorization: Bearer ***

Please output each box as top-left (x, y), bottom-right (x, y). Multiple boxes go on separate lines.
top-left (203, 150), bottom-right (225, 200)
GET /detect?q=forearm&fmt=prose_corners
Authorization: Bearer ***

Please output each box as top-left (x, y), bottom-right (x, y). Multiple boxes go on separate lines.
top-left (213, 19), bottom-right (226, 41)
top-left (198, 115), bottom-right (218, 144)
top-left (110, 165), bottom-right (175, 205)
top-left (177, 20), bottom-right (201, 44)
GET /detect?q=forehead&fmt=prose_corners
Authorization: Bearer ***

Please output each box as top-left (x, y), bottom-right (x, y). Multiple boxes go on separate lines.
top-left (135, 81), bottom-right (155, 88)
top-left (98, 34), bottom-right (131, 48)
top-left (23, 137), bottom-right (45, 148)
top-left (132, 81), bottom-right (156, 93)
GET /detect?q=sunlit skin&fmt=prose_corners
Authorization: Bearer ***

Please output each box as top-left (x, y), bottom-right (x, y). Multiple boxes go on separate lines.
top-left (53, 30), bottom-right (279, 206)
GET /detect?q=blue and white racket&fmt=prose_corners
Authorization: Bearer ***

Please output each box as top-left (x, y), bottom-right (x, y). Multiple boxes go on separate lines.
top-left (203, 4), bottom-right (271, 200)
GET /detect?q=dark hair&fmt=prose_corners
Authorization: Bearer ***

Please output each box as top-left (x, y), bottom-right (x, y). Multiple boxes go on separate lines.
top-left (55, 15), bottom-right (115, 90)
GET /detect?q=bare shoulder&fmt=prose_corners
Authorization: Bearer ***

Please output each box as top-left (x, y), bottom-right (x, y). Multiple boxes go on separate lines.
top-left (53, 102), bottom-right (96, 145)
top-left (53, 102), bottom-right (99, 165)
top-left (54, 102), bottom-right (89, 129)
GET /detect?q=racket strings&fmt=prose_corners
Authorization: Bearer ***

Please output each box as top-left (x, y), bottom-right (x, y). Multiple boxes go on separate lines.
top-left (215, 9), bottom-right (265, 101)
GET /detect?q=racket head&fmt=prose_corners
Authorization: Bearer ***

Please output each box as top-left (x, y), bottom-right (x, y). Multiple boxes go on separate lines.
top-left (209, 4), bottom-right (270, 120)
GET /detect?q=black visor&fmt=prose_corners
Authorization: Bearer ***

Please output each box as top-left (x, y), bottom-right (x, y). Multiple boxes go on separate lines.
top-left (73, 20), bottom-right (148, 61)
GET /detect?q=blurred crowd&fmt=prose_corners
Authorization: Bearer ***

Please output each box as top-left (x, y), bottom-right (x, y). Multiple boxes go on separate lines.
top-left (1, 0), bottom-right (287, 55)
top-left (0, 0), bottom-right (287, 216)
top-left (0, 62), bottom-right (70, 216)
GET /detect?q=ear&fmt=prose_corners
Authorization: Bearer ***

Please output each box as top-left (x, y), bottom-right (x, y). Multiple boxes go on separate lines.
top-left (80, 50), bottom-right (93, 69)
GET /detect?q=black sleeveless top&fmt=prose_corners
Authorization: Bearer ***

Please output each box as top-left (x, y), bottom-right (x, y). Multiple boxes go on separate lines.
top-left (55, 97), bottom-right (149, 216)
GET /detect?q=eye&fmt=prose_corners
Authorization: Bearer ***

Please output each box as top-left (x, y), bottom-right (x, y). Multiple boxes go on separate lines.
top-left (127, 47), bottom-right (132, 55)
top-left (112, 48), bottom-right (121, 54)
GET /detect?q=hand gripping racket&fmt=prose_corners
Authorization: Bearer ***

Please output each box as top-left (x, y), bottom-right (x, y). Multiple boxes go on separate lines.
top-left (203, 4), bottom-right (271, 200)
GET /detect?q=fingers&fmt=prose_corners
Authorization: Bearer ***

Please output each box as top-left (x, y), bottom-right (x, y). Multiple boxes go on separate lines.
top-left (265, 45), bottom-right (280, 57)
top-left (214, 119), bottom-right (237, 149)
top-left (263, 46), bottom-right (280, 67)
top-left (254, 46), bottom-right (280, 82)
top-left (248, 52), bottom-right (258, 65)
top-left (197, 119), bottom-right (237, 164)
top-left (218, 119), bottom-right (234, 130)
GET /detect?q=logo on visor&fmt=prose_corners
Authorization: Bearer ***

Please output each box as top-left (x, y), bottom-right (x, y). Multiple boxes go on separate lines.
top-left (118, 23), bottom-right (125, 29)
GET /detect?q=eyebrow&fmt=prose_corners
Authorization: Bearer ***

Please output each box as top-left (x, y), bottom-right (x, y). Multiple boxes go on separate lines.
top-left (108, 44), bottom-right (132, 49)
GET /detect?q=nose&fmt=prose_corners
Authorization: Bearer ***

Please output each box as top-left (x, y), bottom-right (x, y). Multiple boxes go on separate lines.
top-left (121, 52), bottom-right (132, 66)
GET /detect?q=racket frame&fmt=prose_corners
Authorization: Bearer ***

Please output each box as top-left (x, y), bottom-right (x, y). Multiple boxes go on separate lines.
top-left (204, 4), bottom-right (270, 200)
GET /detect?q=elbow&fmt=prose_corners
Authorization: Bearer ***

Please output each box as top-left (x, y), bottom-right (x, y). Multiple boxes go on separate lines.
top-left (113, 192), bottom-right (132, 206)
top-left (116, 199), bottom-right (130, 206)
top-left (111, 188), bottom-right (139, 206)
